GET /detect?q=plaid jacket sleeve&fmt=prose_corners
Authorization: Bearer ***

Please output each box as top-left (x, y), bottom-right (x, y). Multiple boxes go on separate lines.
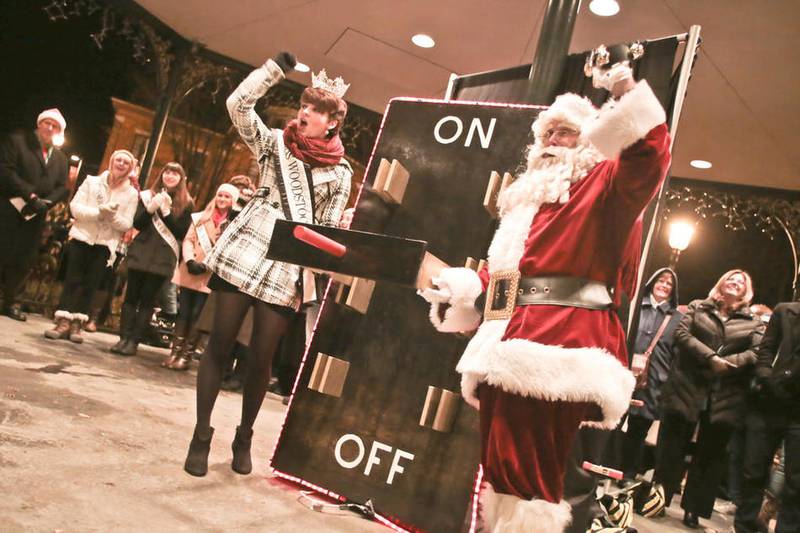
top-left (314, 162), bottom-right (353, 227)
top-left (226, 59), bottom-right (286, 161)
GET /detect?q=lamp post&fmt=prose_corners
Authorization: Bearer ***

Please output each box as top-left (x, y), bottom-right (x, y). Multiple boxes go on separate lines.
top-left (668, 220), bottom-right (695, 269)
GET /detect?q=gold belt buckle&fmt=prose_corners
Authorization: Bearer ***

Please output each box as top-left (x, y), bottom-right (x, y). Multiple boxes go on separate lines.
top-left (484, 269), bottom-right (520, 321)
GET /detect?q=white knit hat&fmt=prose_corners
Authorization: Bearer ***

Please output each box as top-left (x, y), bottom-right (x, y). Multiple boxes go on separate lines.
top-left (531, 94), bottom-right (596, 140)
top-left (217, 183), bottom-right (240, 203)
top-left (37, 108), bottom-right (66, 131)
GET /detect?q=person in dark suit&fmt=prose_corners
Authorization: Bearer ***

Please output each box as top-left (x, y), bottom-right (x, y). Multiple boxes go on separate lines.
top-left (735, 301), bottom-right (800, 533)
top-left (0, 108), bottom-right (69, 320)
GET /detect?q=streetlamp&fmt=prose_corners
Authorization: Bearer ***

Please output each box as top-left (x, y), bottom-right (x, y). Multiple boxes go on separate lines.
top-left (668, 220), bottom-right (695, 269)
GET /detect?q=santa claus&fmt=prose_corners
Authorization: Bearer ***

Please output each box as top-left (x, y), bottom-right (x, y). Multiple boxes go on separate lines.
top-left (421, 64), bottom-right (671, 532)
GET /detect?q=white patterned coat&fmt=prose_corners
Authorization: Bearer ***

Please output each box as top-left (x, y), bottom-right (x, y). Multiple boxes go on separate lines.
top-left (205, 59), bottom-right (352, 308)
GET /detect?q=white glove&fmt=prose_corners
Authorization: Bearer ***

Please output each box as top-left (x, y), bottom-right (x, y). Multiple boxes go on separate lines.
top-left (159, 194), bottom-right (172, 217)
top-left (592, 62), bottom-right (633, 91)
top-left (98, 203), bottom-right (117, 219)
top-left (417, 285), bottom-right (452, 305)
top-left (418, 267), bottom-right (483, 333)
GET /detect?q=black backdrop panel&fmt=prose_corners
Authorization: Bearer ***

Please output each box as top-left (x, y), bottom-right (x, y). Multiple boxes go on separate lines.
top-left (271, 99), bottom-right (544, 532)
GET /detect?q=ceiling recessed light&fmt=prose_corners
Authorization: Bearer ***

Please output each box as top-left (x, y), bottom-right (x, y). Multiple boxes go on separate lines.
top-left (589, 0), bottom-right (620, 16)
top-left (412, 34), bottom-right (435, 49)
top-left (295, 61), bottom-right (310, 73)
top-left (690, 159), bottom-right (712, 169)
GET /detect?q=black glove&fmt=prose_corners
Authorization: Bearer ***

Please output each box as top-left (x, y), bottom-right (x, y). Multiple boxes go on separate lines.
top-left (186, 259), bottom-right (208, 275)
top-left (273, 51), bottom-right (297, 74)
top-left (750, 375), bottom-right (771, 395)
top-left (21, 196), bottom-right (51, 216)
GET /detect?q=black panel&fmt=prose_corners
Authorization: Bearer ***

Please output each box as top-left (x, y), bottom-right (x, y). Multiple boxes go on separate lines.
top-left (267, 220), bottom-right (428, 286)
top-left (271, 99), bottom-right (544, 532)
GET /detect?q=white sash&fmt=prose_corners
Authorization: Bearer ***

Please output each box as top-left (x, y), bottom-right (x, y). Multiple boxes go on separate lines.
top-left (140, 190), bottom-right (180, 260)
top-left (191, 212), bottom-right (214, 256)
top-left (275, 133), bottom-right (314, 224)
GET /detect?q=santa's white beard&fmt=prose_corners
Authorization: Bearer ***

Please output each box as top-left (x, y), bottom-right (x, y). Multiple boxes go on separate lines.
top-left (497, 142), bottom-right (604, 216)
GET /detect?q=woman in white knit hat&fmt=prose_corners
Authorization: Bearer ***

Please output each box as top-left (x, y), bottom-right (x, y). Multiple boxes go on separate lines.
top-left (161, 183), bottom-right (239, 370)
top-left (45, 149), bottom-right (139, 342)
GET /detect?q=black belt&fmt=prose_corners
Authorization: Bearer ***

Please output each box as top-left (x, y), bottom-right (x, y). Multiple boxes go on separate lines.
top-left (482, 270), bottom-right (613, 321)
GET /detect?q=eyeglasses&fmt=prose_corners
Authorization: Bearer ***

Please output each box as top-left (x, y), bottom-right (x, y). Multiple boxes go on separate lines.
top-left (540, 127), bottom-right (579, 141)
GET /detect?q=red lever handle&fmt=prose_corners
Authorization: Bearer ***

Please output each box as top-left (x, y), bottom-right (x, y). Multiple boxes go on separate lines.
top-left (582, 461), bottom-right (623, 480)
top-left (293, 226), bottom-right (347, 258)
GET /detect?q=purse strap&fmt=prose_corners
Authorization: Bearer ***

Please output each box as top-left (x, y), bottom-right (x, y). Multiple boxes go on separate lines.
top-left (637, 314), bottom-right (672, 388)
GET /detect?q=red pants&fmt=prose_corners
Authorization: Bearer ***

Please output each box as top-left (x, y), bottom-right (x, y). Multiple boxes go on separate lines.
top-left (479, 384), bottom-right (592, 503)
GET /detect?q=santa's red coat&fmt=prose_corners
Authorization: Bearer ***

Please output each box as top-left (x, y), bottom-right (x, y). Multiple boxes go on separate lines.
top-left (437, 81), bottom-right (672, 528)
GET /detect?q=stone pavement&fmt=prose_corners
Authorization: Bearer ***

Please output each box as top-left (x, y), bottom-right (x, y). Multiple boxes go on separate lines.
top-left (0, 314), bottom-right (738, 532)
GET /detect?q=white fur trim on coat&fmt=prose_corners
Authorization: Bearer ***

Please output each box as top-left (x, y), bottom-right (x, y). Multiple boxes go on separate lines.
top-left (427, 267), bottom-right (483, 333)
top-left (481, 483), bottom-right (572, 533)
top-left (458, 335), bottom-right (635, 429)
top-left (585, 80), bottom-right (666, 160)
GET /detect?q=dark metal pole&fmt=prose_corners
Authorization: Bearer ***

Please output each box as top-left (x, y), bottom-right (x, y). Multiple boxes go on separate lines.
top-left (138, 43), bottom-right (190, 188)
top-left (526, 0), bottom-right (582, 105)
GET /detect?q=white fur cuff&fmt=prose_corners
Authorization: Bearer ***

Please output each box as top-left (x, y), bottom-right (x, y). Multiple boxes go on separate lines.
top-left (54, 310), bottom-right (73, 320)
top-left (586, 80), bottom-right (666, 160)
top-left (481, 483), bottom-right (572, 533)
top-left (72, 313), bottom-right (89, 323)
top-left (461, 339), bottom-right (635, 429)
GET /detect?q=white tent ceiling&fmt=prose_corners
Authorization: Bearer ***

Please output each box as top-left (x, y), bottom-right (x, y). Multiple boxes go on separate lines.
top-left (136, 0), bottom-right (800, 191)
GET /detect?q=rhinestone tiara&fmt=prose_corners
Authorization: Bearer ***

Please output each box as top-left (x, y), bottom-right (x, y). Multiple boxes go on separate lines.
top-left (311, 69), bottom-right (350, 98)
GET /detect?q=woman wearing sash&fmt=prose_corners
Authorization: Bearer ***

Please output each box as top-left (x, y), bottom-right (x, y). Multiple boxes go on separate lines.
top-left (183, 52), bottom-right (352, 477)
top-left (44, 149), bottom-right (139, 343)
top-left (110, 162), bottom-right (193, 356)
top-left (161, 183), bottom-right (239, 370)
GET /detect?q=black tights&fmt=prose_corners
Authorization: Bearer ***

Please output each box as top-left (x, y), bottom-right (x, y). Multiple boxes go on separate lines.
top-left (195, 290), bottom-right (290, 435)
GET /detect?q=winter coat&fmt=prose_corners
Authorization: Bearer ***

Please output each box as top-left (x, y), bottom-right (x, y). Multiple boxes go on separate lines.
top-left (68, 172), bottom-right (138, 264)
top-left (754, 302), bottom-right (800, 420)
top-left (0, 129), bottom-right (68, 205)
top-left (172, 210), bottom-right (222, 293)
top-left (205, 59), bottom-right (352, 309)
top-left (629, 268), bottom-right (683, 420)
top-left (126, 194), bottom-right (192, 278)
top-left (659, 298), bottom-right (765, 427)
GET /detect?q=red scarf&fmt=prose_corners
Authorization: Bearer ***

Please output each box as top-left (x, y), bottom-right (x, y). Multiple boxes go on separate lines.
top-left (212, 207), bottom-right (228, 228)
top-left (282, 120), bottom-right (345, 168)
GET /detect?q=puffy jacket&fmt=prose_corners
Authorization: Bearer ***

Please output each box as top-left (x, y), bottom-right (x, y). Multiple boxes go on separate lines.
top-left (659, 298), bottom-right (764, 426)
top-left (754, 302), bottom-right (800, 420)
top-left (68, 172), bottom-right (138, 261)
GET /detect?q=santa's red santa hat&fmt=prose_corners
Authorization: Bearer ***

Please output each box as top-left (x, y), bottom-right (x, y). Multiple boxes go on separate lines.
top-left (37, 108), bottom-right (67, 132)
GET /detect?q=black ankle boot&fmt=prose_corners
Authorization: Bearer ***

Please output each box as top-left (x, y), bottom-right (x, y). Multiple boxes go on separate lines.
top-left (231, 426), bottom-right (253, 475)
top-left (118, 339), bottom-right (138, 356)
top-left (184, 426), bottom-right (214, 477)
top-left (682, 511), bottom-right (699, 529)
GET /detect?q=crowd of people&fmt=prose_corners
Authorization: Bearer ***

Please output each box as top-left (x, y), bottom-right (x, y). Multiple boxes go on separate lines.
top-left (1, 52), bottom-right (797, 533)
top-left (611, 268), bottom-right (798, 533)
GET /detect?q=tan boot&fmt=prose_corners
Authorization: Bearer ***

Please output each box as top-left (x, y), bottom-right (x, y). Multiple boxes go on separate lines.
top-left (44, 311), bottom-right (72, 340)
top-left (168, 332), bottom-right (194, 371)
top-left (162, 336), bottom-right (185, 368)
top-left (69, 314), bottom-right (88, 344)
